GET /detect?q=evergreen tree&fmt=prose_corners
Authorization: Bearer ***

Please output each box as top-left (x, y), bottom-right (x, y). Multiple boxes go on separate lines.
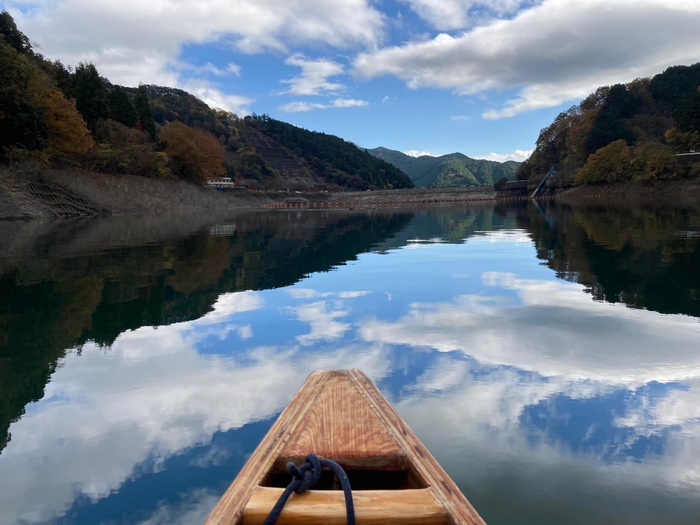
top-left (587, 84), bottom-right (637, 154)
top-left (0, 11), bottom-right (31, 54)
top-left (674, 88), bottom-right (700, 134)
top-left (52, 60), bottom-right (75, 100)
top-left (73, 62), bottom-right (110, 132)
top-left (134, 85), bottom-right (157, 140)
top-left (109, 86), bottom-right (138, 128)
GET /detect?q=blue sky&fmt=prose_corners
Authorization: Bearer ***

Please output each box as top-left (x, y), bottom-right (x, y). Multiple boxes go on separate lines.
top-left (5, 0), bottom-right (700, 160)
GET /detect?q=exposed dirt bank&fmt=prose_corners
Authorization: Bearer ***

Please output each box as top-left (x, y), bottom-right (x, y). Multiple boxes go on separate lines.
top-left (4, 166), bottom-right (700, 220)
top-left (0, 167), bottom-right (264, 219)
top-left (0, 168), bottom-right (501, 219)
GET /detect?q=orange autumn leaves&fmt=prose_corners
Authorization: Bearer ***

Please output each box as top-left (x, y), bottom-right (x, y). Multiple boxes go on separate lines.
top-left (26, 69), bottom-right (94, 157)
top-left (160, 121), bottom-right (226, 184)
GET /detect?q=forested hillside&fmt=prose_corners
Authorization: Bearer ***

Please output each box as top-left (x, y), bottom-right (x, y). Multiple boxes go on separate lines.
top-left (517, 63), bottom-right (700, 187)
top-left (0, 12), bottom-right (411, 191)
top-left (249, 116), bottom-right (413, 190)
top-left (367, 147), bottom-right (518, 187)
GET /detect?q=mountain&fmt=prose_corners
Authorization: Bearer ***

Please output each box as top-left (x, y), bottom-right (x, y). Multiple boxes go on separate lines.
top-left (366, 147), bottom-right (519, 187)
top-left (0, 11), bottom-right (413, 192)
top-left (516, 63), bottom-right (700, 187)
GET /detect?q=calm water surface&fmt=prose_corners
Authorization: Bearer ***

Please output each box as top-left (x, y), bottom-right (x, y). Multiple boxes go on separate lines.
top-left (1, 202), bottom-right (700, 524)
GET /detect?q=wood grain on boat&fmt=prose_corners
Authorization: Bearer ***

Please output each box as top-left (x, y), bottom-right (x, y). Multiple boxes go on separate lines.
top-left (204, 369), bottom-right (486, 525)
top-left (244, 487), bottom-right (449, 525)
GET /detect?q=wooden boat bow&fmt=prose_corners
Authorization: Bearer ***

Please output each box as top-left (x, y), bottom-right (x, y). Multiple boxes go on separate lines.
top-left (205, 369), bottom-right (486, 525)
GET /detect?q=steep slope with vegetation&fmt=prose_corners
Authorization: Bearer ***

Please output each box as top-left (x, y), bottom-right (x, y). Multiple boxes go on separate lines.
top-left (0, 12), bottom-right (411, 193)
top-left (249, 116), bottom-right (414, 190)
top-left (517, 63), bottom-right (700, 188)
top-left (367, 147), bottom-right (519, 187)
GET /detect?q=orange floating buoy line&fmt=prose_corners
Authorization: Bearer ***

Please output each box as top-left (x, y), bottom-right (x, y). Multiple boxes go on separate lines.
top-left (262, 192), bottom-right (604, 209)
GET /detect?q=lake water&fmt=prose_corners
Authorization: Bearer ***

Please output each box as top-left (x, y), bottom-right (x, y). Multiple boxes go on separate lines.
top-left (2, 202), bottom-right (700, 524)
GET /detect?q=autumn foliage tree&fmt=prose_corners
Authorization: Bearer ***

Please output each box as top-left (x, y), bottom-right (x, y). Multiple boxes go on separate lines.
top-left (160, 121), bottom-right (225, 184)
top-left (518, 63), bottom-right (700, 187)
top-left (26, 68), bottom-right (94, 158)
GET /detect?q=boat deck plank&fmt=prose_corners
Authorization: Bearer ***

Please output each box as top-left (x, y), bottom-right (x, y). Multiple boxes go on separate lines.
top-left (243, 487), bottom-right (449, 525)
top-left (280, 373), bottom-right (403, 467)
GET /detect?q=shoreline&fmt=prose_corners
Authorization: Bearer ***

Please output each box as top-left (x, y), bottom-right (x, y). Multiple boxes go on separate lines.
top-left (2, 167), bottom-right (700, 220)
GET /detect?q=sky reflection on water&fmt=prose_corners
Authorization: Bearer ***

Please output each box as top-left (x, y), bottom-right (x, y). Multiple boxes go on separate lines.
top-left (1, 205), bottom-right (700, 524)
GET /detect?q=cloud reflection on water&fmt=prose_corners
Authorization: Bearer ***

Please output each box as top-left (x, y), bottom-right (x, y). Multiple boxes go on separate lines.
top-left (2, 231), bottom-right (700, 524)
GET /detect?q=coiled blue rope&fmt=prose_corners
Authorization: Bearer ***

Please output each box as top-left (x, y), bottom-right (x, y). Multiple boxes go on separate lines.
top-left (262, 453), bottom-right (355, 525)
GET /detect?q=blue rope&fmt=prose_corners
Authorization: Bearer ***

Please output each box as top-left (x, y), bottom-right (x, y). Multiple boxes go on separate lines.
top-left (262, 453), bottom-right (355, 525)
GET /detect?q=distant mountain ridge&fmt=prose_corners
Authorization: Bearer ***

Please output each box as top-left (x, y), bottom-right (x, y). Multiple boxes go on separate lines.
top-left (366, 147), bottom-right (519, 187)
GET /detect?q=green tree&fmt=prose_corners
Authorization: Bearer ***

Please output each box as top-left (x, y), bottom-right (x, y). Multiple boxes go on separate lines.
top-left (576, 140), bottom-right (634, 184)
top-left (493, 177), bottom-right (508, 191)
top-left (0, 11), bottom-right (31, 54)
top-left (109, 86), bottom-right (138, 128)
top-left (674, 87), bottom-right (700, 134)
top-left (73, 62), bottom-right (110, 132)
top-left (134, 85), bottom-right (157, 140)
top-left (52, 60), bottom-right (75, 100)
top-left (0, 41), bottom-right (47, 159)
top-left (587, 84), bottom-right (637, 154)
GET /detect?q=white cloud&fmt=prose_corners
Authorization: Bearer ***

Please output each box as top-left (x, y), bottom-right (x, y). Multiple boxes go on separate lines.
top-left (194, 291), bottom-right (263, 326)
top-left (291, 301), bottom-right (351, 345)
top-left (175, 61), bottom-right (241, 77)
top-left (225, 62), bottom-right (242, 76)
top-left (338, 291), bottom-right (371, 298)
top-left (476, 149), bottom-right (533, 162)
top-left (382, 95), bottom-right (397, 104)
top-left (237, 325), bottom-right (253, 339)
top-left (279, 98), bottom-right (369, 112)
top-left (7, 0), bottom-right (384, 113)
top-left (403, 149), bottom-right (434, 157)
top-left (402, 0), bottom-right (529, 31)
top-left (355, 0), bottom-right (700, 118)
top-left (282, 54), bottom-right (345, 96)
top-left (450, 115), bottom-right (470, 121)
top-left (0, 322), bottom-right (392, 524)
top-left (285, 288), bottom-right (370, 299)
top-left (180, 79), bottom-right (253, 114)
top-left (360, 272), bottom-right (700, 385)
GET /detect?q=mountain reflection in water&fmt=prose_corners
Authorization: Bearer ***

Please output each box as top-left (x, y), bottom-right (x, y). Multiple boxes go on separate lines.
top-left (1, 202), bottom-right (700, 525)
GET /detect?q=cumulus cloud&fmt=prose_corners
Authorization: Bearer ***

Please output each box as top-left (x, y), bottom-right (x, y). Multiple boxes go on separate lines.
top-left (402, 0), bottom-right (530, 31)
top-left (476, 149), bottom-right (533, 162)
top-left (403, 149), bottom-right (434, 157)
top-left (6, 0), bottom-right (384, 113)
top-left (355, 0), bottom-right (700, 118)
top-left (382, 95), bottom-right (398, 104)
top-left (450, 115), bottom-right (470, 121)
top-left (279, 98), bottom-right (369, 112)
top-left (360, 272), bottom-right (700, 385)
top-left (179, 79), bottom-right (253, 114)
top-left (282, 54), bottom-right (345, 96)
top-left (0, 322), bottom-right (392, 524)
top-left (291, 301), bottom-right (351, 345)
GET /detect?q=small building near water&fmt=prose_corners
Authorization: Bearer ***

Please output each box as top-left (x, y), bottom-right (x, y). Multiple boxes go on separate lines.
top-left (499, 180), bottom-right (529, 197)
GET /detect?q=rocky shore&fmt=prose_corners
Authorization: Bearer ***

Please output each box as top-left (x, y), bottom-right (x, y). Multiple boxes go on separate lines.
top-left (3, 166), bottom-right (700, 220)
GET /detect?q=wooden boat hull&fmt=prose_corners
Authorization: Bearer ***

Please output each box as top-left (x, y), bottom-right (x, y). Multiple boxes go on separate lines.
top-left (205, 369), bottom-right (486, 525)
